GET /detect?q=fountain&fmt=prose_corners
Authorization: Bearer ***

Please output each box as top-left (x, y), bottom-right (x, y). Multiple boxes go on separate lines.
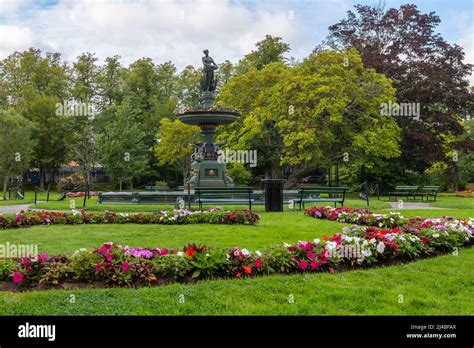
top-left (178, 50), bottom-right (240, 188)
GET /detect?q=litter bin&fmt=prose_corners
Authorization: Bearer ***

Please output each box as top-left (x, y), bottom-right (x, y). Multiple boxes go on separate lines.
top-left (262, 179), bottom-right (285, 212)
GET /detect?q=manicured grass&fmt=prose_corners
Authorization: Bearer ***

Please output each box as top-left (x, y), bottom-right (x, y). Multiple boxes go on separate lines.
top-left (0, 204), bottom-right (472, 316)
top-left (0, 191), bottom-right (50, 206)
top-left (0, 247), bottom-right (472, 315)
top-left (430, 195), bottom-right (474, 209)
top-left (0, 212), bottom-right (346, 254)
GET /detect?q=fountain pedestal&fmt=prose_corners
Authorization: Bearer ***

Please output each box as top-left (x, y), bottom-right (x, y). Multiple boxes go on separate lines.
top-left (178, 109), bottom-right (240, 188)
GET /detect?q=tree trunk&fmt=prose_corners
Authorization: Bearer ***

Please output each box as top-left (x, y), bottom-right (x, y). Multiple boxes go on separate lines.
top-left (130, 180), bottom-right (133, 190)
top-left (2, 177), bottom-right (7, 200)
top-left (39, 170), bottom-right (45, 190)
top-left (119, 179), bottom-right (123, 192)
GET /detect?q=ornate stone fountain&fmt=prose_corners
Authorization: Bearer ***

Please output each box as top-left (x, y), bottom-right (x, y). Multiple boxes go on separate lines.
top-left (178, 50), bottom-right (240, 188)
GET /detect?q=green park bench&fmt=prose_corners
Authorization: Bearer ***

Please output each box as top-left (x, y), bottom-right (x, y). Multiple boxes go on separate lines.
top-left (293, 186), bottom-right (348, 210)
top-left (195, 187), bottom-right (254, 210)
top-left (388, 186), bottom-right (419, 201)
top-left (413, 185), bottom-right (441, 202)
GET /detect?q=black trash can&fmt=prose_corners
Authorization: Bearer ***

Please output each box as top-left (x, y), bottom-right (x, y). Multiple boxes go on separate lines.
top-left (262, 179), bottom-right (285, 212)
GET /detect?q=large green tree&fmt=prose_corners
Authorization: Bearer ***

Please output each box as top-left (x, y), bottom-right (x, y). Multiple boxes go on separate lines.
top-left (325, 3), bottom-right (474, 181)
top-left (0, 109), bottom-right (35, 198)
top-left (0, 49), bottom-right (69, 188)
top-left (218, 49), bottom-right (401, 187)
top-left (97, 99), bottom-right (149, 190)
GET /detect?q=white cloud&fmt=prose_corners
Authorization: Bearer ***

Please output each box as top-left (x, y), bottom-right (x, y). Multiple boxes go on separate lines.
top-left (0, 0), bottom-right (310, 68)
top-left (0, 25), bottom-right (34, 57)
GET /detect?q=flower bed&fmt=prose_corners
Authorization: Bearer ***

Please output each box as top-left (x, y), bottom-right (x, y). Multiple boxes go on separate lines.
top-left (1, 213), bottom-right (472, 290)
top-left (305, 206), bottom-right (407, 227)
top-left (65, 192), bottom-right (99, 198)
top-left (0, 208), bottom-right (260, 230)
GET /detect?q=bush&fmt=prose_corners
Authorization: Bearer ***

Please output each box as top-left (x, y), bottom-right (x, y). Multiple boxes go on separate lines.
top-left (0, 259), bottom-right (15, 281)
top-left (57, 173), bottom-right (85, 192)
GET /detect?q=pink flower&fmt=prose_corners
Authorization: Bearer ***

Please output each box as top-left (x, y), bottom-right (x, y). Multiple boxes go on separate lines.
top-left (299, 260), bottom-right (308, 270)
top-left (160, 248), bottom-right (168, 256)
top-left (254, 259), bottom-right (263, 269)
top-left (95, 262), bottom-right (102, 271)
top-left (12, 272), bottom-right (24, 284)
top-left (307, 251), bottom-right (316, 260)
top-left (310, 261), bottom-right (320, 270)
top-left (121, 262), bottom-right (130, 272)
top-left (38, 253), bottom-right (48, 262)
top-left (21, 258), bottom-right (29, 265)
top-left (105, 254), bottom-right (112, 262)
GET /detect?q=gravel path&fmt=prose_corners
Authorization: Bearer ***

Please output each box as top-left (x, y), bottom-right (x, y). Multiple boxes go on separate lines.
top-left (385, 202), bottom-right (451, 210)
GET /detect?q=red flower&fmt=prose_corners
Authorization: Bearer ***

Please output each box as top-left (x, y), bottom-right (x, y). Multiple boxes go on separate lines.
top-left (185, 248), bottom-right (195, 257)
top-left (254, 259), bottom-right (263, 269)
top-left (243, 266), bottom-right (252, 274)
top-left (236, 272), bottom-right (242, 278)
top-left (390, 243), bottom-right (398, 249)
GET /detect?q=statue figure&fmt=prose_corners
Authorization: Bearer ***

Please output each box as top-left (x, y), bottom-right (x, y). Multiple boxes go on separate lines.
top-left (201, 49), bottom-right (218, 92)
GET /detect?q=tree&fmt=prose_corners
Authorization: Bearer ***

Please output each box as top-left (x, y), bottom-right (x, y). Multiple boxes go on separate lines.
top-left (175, 65), bottom-right (201, 110)
top-left (324, 3), bottom-right (474, 176)
top-left (153, 118), bottom-right (200, 184)
top-left (236, 35), bottom-right (290, 75)
top-left (0, 49), bottom-right (69, 188)
top-left (218, 49), bottom-right (401, 187)
top-left (97, 99), bottom-right (149, 190)
top-left (0, 109), bottom-right (35, 199)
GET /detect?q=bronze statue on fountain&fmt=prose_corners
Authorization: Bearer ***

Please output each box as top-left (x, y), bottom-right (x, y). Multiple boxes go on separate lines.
top-left (178, 50), bottom-right (240, 188)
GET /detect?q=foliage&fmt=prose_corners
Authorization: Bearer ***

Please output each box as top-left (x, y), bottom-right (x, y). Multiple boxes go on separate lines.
top-left (226, 163), bottom-right (252, 186)
top-left (325, 3), bottom-right (474, 179)
top-left (218, 49), bottom-right (400, 185)
top-left (153, 118), bottom-right (201, 182)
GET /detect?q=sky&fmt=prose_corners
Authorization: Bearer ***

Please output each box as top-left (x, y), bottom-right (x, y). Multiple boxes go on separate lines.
top-left (0, 0), bottom-right (473, 83)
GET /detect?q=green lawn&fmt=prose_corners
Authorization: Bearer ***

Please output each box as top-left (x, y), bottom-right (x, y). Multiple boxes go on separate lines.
top-left (0, 203), bottom-right (473, 315)
top-left (0, 247), bottom-right (472, 315)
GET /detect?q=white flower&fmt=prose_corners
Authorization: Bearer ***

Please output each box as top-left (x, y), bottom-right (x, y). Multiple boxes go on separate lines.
top-left (362, 249), bottom-right (372, 258)
top-left (205, 253), bottom-right (210, 257)
top-left (369, 238), bottom-right (377, 245)
top-left (433, 233), bottom-right (440, 238)
top-left (241, 248), bottom-right (250, 256)
top-left (313, 238), bottom-right (321, 244)
top-left (177, 251), bottom-right (184, 257)
top-left (255, 251), bottom-right (262, 257)
top-left (325, 241), bottom-right (337, 250)
top-left (376, 242), bottom-right (385, 253)
top-left (354, 237), bottom-right (361, 243)
top-left (363, 240), bottom-right (369, 246)
top-left (283, 243), bottom-right (290, 248)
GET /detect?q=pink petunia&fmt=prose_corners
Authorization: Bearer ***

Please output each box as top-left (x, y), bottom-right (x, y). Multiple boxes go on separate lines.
top-left (307, 251), bottom-right (316, 260)
top-left (299, 260), bottom-right (308, 270)
top-left (12, 272), bottom-right (24, 284)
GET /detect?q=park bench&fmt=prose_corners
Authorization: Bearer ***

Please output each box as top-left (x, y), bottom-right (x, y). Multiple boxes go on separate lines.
top-left (194, 187), bottom-right (254, 210)
top-left (293, 186), bottom-right (348, 210)
top-left (388, 186), bottom-right (419, 201)
top-left (97, 192), bottom-right (189, 206)
top-left (145, 185), bottom-right (169, 191)
top-left (414, 185), bottom-right (441, 202)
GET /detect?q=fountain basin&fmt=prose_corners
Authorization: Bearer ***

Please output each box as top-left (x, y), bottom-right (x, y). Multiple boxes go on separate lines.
top-left (178, 109), bottom-right (240, 126)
